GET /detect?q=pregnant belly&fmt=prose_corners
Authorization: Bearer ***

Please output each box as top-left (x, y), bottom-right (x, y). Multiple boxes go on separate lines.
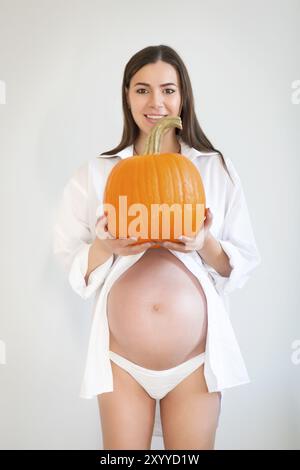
top-left (107, 247), bottom-right (207, 370)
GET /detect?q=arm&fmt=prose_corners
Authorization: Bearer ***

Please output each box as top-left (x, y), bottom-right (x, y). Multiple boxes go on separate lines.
top-left (84, 237), bottom-right (113, 285)
top-left (53, 162), bottom-right (114, 300)
top-left (197, 231), bottom-right (233, 278)
top-left (198, 158), bottom-right (261, 295)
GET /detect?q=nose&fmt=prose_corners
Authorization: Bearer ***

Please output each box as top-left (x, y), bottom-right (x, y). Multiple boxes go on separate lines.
top-left (148, 89), bottom-right (165, 109)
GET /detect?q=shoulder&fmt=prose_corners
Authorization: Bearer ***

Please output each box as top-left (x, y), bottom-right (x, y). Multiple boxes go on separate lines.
top-left (64, 160), bottom-right (91, 196)
top-left (195, 152), bottom-right (240, 186)
top-left (70, 153), bottom-right (121, 182)
top-left (70, 160), bottom-right (92, 187)
top-left (222, 156), bottom-right (241, 187)
top-left (70, 155), bottom-right (113, 182)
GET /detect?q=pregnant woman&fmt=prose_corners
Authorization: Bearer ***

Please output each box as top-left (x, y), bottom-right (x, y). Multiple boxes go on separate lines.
top-left (53, 45), bottom-right (261, 450)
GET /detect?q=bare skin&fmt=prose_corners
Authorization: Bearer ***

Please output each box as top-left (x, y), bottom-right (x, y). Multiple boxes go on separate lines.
top-left (98, 359), bottom-right (221, 450)
top-left (159, 367), bottom-right (222, 450)
top-left (97, 60), bottom-right (221, 450)
top-left (98, 247), bottom-right (221, 450)
top-left (107, 247), bottom-right (207, 369)
top-left (98, 360), bottom-right (156, 450)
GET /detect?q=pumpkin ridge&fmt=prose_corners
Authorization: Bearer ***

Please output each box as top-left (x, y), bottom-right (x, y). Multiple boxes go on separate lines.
top-left (103, 116), bottom-right (206, 242)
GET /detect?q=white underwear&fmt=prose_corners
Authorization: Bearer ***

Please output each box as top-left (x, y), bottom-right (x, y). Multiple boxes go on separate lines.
top-left (108, 350), bottom-right (206, 400)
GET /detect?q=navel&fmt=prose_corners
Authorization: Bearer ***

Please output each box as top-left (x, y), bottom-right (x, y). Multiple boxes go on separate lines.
top-left (152, 303), bottom-right (160, 312)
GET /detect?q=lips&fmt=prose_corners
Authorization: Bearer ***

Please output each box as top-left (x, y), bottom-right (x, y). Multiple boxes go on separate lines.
top-left (144, 114), bottom-right (168, 124)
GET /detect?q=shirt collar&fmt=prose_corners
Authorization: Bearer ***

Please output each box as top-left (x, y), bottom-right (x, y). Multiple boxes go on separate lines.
top-left (100, 137), bottom-right (213, 162)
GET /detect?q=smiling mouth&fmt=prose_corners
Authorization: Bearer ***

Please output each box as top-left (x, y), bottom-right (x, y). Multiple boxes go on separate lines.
top-left (144, 114), bottom-right (168, 122)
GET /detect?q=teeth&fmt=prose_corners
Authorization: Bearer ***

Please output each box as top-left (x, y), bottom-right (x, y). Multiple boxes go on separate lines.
top-left (146, 115), bottom-right (166, 119)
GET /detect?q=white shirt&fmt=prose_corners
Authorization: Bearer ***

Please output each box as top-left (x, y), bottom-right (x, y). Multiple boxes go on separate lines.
top-left (53, 137), bottom-right (261, 433)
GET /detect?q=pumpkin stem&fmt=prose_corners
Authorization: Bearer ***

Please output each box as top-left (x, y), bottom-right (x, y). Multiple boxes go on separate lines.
top-left (142, 116), bottom-right (183, 155)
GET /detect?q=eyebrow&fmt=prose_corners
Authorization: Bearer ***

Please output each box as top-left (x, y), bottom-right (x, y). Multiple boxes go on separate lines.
top-left (133, 82), bottom-right (177, 87)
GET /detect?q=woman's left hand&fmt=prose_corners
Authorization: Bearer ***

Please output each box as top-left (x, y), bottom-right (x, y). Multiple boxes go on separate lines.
top-left (158, 208), bottom-right (213, 253)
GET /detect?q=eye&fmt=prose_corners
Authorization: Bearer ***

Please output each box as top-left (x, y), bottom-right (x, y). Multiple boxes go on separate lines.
top-left (136, 89), bottom-right (176, 94)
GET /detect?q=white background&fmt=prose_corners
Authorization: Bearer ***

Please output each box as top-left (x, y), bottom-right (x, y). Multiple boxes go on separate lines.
top-left (0, 0), bottom-right (299, 449)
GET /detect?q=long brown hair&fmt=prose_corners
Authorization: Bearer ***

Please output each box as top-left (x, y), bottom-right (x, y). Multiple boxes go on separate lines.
top-left (98, 44), bottom-right (234, 184)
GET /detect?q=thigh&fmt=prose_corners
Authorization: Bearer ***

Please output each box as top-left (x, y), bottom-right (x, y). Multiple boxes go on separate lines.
top-left (159, 363), bottom-right (221, 450)
top-left (97, 360), bottom-right (156, 450)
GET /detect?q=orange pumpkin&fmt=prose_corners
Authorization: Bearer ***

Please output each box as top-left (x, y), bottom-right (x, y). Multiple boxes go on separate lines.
top-left (103, 116), bottom-right (206, 246)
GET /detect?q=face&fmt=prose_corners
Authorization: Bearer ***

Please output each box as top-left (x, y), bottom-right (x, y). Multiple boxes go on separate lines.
top-left (125, 60), bottom-right (182, 140)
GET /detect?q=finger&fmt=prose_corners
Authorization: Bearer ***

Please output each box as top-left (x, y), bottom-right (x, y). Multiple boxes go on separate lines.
top-left (95, 216), bottom-right (115, 239)
top-left (95, 214), bottom-right (107, 228)
top-left (136, 242), bottom-right (154, 252)
top-left (124, 237), bottom-right (153, 245)
top-left (122, 242), bottom-right (153, 254)
top-left (95, 222), bottom-right (106, 239)
top-left (206, 208), bottom-right (213, 219)
top-left (161, 241), bottom-right (185, 250)
top-left (96, 229), bottom-right (115, 240)
top-left (177, 235), bottom-right (195, 243)
top-left (104, 230), bottom-right (115, 240)
top-left (118, 237), bottom-right (138, 245)
top-left (96, 215), bottom-right (119, 239)
top-left (127, 237), bottom-right (139, 244)
top-left (204, 210), bottom-right (213, 229)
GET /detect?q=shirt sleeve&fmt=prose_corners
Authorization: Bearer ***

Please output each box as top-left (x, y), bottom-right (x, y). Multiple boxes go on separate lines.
top-left (52, 162), bottom-right (114, 300)
top-left (201, 158), bottom-right (261, 295)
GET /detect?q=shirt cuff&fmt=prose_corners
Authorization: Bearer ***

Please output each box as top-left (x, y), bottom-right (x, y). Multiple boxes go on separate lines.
top-left (68, 242), bottom-right (114, 299)
top-left (201, 240), bottom-right (250, 295)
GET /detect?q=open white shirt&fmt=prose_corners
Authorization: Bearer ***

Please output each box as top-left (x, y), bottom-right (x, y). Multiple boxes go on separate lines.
top-left (53, 137), bottom-right (261, 435)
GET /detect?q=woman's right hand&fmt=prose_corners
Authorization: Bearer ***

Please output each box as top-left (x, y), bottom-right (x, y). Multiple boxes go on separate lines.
top-left (95, 214), bottom-right (158, 256)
